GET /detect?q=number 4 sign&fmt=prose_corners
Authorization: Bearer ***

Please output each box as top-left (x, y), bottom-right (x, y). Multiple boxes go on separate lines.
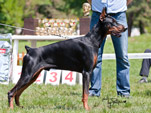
top-left (62, 70), bottom-right (76, 85)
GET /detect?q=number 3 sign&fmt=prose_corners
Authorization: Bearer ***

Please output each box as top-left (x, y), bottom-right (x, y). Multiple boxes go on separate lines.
top-left (45, 69), bottom-right (61, 85)
top-left (62, 70), bottom-right (76, 85)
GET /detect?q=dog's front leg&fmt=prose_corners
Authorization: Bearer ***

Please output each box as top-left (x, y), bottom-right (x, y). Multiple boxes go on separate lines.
top-left (82, 70), bottom-right (90, 110)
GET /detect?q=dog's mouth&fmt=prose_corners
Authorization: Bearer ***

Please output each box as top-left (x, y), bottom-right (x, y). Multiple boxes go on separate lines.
top-left (111, 32), bottom-right (121, 37)
top-left (110, 25), bottom-right (127, 37)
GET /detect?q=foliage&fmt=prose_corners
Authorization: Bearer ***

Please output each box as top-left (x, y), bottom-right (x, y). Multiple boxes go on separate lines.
top-left (127, 0), bottom-right (151, 33)
top-left (54, 0), bottom-right (86, 17)
top-left (0, 0), bottom-right (52, 34)
top-left (37, 4), bottom-right (53, 18)
top-left (23, 0), bottom-right (52, 18)
top-left (0, 0), bottom-right (25, 34)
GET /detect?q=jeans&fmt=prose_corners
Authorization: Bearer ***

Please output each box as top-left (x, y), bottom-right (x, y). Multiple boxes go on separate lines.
top-left (89, 11), bottom-right (130, 96)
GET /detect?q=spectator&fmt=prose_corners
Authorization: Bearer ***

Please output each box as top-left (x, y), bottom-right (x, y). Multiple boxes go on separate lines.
top-left (139, 49), bottom-right (151, 83)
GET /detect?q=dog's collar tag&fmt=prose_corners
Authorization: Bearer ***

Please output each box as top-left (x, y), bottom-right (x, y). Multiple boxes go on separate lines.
top-left (102, 0), bottom-right (107, 3)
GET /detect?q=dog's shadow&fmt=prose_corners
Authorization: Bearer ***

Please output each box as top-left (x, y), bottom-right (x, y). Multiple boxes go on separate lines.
top-left (24, 92), bottom-right (82, 110)
top-left (26, 104), bottom-right (82, 110)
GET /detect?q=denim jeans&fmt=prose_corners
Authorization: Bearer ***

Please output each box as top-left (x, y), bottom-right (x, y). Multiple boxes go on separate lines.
top-left (89, 11), bottom-right (130, 96)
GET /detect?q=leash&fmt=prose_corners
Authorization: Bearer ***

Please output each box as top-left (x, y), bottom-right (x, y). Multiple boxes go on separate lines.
top-left (0, 23), bottom-right (69, 39)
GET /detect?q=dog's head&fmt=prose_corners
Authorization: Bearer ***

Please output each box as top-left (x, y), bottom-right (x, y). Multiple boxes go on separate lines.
top-left (100, 7), bottom-right (127, 37)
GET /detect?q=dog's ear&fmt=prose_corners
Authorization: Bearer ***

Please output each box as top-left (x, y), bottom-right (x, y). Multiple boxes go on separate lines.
top-left (100, 7), bottom-right (107, 21)
top-left (25, 45), bottom-right (31, 53)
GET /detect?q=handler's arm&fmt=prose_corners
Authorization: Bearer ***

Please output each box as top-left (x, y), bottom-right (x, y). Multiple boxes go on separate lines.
top-left (87, 0), bottom-right (91, 5)
top-left (127, 0), bottom-right (133, 6)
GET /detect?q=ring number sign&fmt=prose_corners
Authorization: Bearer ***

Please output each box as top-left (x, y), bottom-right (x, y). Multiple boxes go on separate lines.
top-left (45, 69), bottom-right (61, 85)
top-left (62, 70), bottom-right (76, 85)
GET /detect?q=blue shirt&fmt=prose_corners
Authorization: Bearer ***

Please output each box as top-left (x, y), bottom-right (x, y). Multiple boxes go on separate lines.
top-left (92, 0), bottom-right (127, 13)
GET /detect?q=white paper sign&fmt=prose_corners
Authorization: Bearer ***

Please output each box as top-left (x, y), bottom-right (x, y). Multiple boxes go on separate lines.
top-left (34, 70), bottom-right (45, 84)
top-left (45, 69), bottom-right (61, 85)
top-left (62, 70), bottom-right (76, 85)
top-left (78, 73), bottom-right (83, 85)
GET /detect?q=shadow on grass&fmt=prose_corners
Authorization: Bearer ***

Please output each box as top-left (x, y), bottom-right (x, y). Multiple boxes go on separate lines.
top-left (133, 90), bottom-right (151, 97)
top-left (26, 104), bottom-right (82, 110)
top-left (70, 92), bottom-right (81, 96)
top-left (54, 104), bottom-right (82, 110)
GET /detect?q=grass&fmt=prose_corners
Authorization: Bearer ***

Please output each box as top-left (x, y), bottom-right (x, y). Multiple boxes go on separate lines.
top-left (1, 34), bottom-right (151, 112)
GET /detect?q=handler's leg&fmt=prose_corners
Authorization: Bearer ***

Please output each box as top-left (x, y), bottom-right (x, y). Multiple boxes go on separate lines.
top-left (111, 12), bottom-right (130, 97)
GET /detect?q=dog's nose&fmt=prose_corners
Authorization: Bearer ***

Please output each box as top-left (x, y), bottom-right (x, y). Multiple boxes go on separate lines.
top-left (118, 25), bottom-right (127, 32)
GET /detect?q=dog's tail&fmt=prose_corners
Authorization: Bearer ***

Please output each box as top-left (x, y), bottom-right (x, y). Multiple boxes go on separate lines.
top-left (25, 45), bottom-right (31, 53)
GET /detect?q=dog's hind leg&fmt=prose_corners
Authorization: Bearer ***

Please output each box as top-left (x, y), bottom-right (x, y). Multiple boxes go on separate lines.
top-left (15, 69), bottom-right (42, 107)
top-left (82, 70), bottom-right (91, 110)
top-left (8, 67), bottom-right (43, 109)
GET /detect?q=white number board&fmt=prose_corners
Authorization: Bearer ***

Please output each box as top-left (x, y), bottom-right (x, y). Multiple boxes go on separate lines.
top-left (62, 70), bottom-right (76, 85)
top-left (45, 69), bottom-right (61, 85)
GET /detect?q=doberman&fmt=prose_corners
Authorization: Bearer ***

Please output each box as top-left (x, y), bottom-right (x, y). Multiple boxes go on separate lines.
top-left (8, 8), bottom-right (127, 110)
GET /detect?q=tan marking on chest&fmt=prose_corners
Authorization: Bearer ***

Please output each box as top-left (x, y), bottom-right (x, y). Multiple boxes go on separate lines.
top-left (93, 55), bottom-right (98, 68)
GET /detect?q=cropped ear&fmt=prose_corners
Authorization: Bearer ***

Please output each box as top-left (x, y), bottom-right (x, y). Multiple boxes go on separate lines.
top-left (100, 7), bottom-right (107, 21)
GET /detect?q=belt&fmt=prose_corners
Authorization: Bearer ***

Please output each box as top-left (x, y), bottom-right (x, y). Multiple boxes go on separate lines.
top-left (108, 13), bottom-right (117, 16)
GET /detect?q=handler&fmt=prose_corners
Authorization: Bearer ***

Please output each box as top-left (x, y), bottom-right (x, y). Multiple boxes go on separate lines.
top-left (87, 0), bottom-right (133, 97)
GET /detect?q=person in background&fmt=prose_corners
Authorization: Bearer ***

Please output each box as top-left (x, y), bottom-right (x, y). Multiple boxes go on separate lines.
top-left (87, 0), bottom-right (133, 97)
top-left (139, 49), bottom-right (151, 83)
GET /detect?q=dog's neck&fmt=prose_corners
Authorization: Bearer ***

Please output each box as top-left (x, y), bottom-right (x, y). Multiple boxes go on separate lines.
top-left (85, 20), bottom-right (108, 48)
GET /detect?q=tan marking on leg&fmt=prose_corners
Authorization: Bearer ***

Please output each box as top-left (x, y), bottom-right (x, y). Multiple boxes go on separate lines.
top-left (82, 92), bottom-right (90, 111)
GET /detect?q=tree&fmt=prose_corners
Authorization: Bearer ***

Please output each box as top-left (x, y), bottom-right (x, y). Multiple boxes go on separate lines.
top-left (127, 0), bottom-right (151, 36)
top-left (0, 0), bottom-right (25, 33)
top-left (56, 0), bottom-right (86, 17)
top-left (23, 0), bottom-right (52, 18)
top-left (0, 0), bottom-right (53, 34)
top-left (0, 0), bottom-right (25, 34)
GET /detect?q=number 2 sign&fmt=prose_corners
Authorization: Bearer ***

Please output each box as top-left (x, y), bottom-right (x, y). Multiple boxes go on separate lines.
top-left (34, 70), bottom-right (44, 84)
top-left (62, 70), bottom-right (76, 85)
top-left (45, 69), bottom-right (61, 85)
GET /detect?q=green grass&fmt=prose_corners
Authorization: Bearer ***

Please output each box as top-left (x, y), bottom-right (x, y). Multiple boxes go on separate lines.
top-left (1, 34), bottom-right (151, 112)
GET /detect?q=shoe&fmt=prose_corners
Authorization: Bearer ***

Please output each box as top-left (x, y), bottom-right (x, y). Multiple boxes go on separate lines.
top-left (138, 77), bottom-right (148, 83)
top-left (118, 94), bottom-right (131, 99)
top-left (89, 93), bottom-right (100, 97)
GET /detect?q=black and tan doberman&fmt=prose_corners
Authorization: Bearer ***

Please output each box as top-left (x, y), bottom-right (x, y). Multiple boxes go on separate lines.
top-left (8, 8), bottom-right (127, 110)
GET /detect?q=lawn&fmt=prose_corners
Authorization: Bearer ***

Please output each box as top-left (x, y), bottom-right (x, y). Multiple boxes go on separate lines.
top-left (1, 34), bottom-right (151, 113)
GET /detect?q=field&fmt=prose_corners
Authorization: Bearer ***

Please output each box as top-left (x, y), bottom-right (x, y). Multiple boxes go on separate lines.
top-left (1, 34), bottom-right (151, 113)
